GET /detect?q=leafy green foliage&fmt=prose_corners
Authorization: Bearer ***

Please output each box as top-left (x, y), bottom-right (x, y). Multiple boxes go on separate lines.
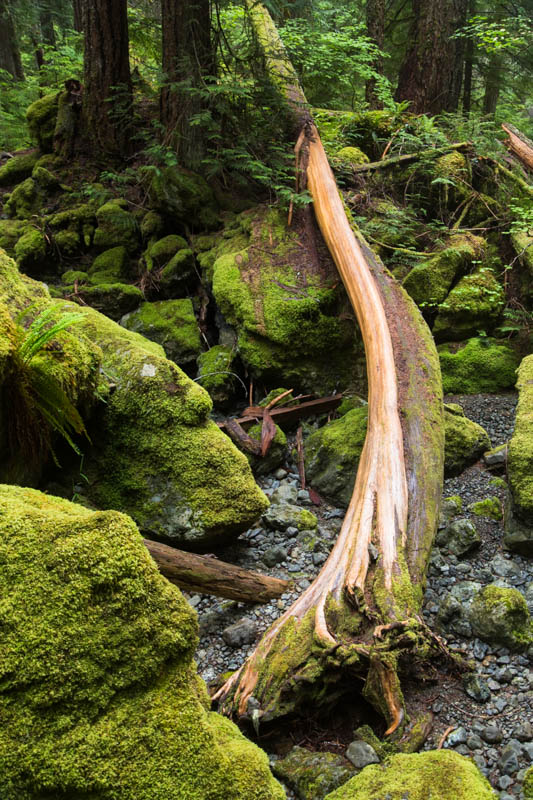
top-left (7, 307), bottom-right (90, 471)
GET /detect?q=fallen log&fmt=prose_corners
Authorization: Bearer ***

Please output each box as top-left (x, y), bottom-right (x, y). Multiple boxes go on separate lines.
top-left (214, 0), bottom-right (445, 737)
top-left (218, 395), bottom-right (343, 431)
top-left (351, 142), bottom-right (470, 174)
top-left (144, 539), bottom-right (290, 603)
top-left (502, 123), bottom-right (533, 171)
top-left (480, 155), bottom-right (533, 199)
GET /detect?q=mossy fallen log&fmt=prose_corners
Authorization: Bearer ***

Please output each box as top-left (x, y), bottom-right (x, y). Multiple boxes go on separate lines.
top-left (143, 538), bottom-right (290, 602)
top-left (350, 142), bottom-right (470, 174)
top-left (214, 0), bottom-right (445, 736)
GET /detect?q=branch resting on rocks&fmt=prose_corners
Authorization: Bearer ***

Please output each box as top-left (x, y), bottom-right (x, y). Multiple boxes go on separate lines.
top-left (214, 0), bottom-right (445, 738)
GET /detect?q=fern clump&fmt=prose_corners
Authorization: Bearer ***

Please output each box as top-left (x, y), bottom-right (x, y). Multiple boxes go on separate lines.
top-left (7, 306), bottom-right (90, 471)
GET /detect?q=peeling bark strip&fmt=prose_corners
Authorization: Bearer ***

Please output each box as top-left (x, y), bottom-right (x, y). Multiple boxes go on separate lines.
top-left (144, 539), bottom-right (289, 603)
top-left (502, 123), bottom-right (533, 171)
top-left (214, 1), bottom-right (444, 734)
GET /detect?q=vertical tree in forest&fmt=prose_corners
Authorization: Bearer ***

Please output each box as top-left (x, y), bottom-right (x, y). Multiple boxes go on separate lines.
top-left (160, 0), bottom-right (214, 165)
top-left (0, 0), bottom-right (24, 80)
top-left (395, 0), bottom-right (468, 113)
top-left (82, 0), bottom-right (132, 155)
top-left (39, 0), bottom-right (56, 48)
top-left (365, 0), bottom-right (385, 109)
top-left (72, 0), bottom-right (82, 32)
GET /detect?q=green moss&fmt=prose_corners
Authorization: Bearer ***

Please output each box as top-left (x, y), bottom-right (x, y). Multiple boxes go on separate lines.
top-left (144, 234), bottom-right (188, 271)
top-left (89, 246), bottom-right (130, 284)
top-left (506, 354), bottom-right (533, 551)
top-left (524, 766), bottom-right (533, 800)
top-left (26, 91), bottom-right (59, 152)
top-left (14, 228), bottom-right (48, 273)
top-left (433, 267), bottom-right (505, 342)
top-left (31, 164), bottom-right (59, 189)
top-left (467, 497), bottom-right (502, 520)
top-left (334, 146), bottom-right (369, 166)
top-left (443, 403), bottom-right (490, 478)
top-left (70, 283), bottom-right (143, 321)
top-left (0, 151), bottom-right (39, 187)
top-left (470, 585), bottom-right (532, 650)
top-left (0, 485), bottom-right (284, 800)
top-left (160, 248), bottom-right (196, 291)
top-left (140, 210), bottom-right (165, 241)
top-left (433, 151), bottom-right (469, 183)
top-left (246, 422), bottom-right (287, 476)
top-left (196, 344), bottom-right (239, 408)
top-left (403, 234), bottom-right (484, 309)
top-left (324, 751), bottom-right (496, 799)
top-left (61, 269), bottom-right (89, 285)
top-left (146, 165), bottom-right (219, 229)
top-left (273, 745), bottom-right (355, 799)
top-left (438, 337), bottom-right (520, 394)
top-left (121, 299), bottom-right (202, 366)
top-left (94, 200), bottom-right (139, 253)
top-left (54, 229), bottom-right (80, 256)
top-left (4, 177), bottom-right (39, 219)
top-left (0, 219), bottom-right (29, 255)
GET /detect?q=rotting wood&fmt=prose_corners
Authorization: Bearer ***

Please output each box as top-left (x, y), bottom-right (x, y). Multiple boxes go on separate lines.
top-left (502, 123), bottom-right (533, 171)
top-left (214, 0), bottom-right (445, 738)
top-left (218, 395), bottom-right (343, 432)
top-left (144, 539), bottom-right (290, 603)
top-left (224, 418), bottom-right (262, 456)
top-left (350, 142), bottom-right (470, 174)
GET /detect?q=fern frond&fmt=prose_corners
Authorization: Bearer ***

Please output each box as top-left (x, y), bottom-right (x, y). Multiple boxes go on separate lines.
top-left (19, 307), bottom-right (85, 364)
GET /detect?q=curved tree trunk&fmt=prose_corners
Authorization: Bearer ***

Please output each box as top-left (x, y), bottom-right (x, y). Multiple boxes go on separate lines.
top-left (214, 0), bottom-right (444, 735)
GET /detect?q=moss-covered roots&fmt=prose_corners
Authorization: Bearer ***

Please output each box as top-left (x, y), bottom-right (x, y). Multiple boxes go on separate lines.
top-left (215, 2), bottom-right (445, 735)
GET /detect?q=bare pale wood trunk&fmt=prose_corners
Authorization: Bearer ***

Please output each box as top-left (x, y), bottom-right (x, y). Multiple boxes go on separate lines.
top-left (214, 1), bottom-right (444, 735)
top-left (502, 123), bottom-right (533, 171)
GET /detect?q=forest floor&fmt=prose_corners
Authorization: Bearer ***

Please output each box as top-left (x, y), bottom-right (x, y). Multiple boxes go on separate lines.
top-left (189, 391), bottom-right (533, 800)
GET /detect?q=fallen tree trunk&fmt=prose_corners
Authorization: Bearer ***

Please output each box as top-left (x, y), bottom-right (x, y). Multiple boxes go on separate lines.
top-left (502, 123), bottom-right (533, 171)
top-left (144, 539), bottom-right (290, 603)
top-left (351, 142), bottom-right (470, 174)
top-left (214, 1), bottom-right (445, 736)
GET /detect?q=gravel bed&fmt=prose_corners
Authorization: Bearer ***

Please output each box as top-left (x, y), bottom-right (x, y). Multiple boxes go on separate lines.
top-left (192, 392), bottom-right (532, 799)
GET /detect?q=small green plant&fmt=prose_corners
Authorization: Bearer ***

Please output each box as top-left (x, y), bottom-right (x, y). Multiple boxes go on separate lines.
top-left (7, 306), bottom-right (90, 473)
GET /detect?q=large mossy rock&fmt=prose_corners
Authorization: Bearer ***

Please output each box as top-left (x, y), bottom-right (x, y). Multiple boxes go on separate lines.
top-left (505, 354), bottom-right (533, 554)
top-left (303, 403), bottom-right (488, 507)
top-left (432, 266), bottom-right (505, 342)
top-left (204, 207), bottom-right (363, 394)
top-left (0, 152), bottom-right (39, 187)
top-left (146, 165), bottom-right (219, 229)
top-left (121, 299), bottom-right (202, 366)
top-left (26, 92), bottom-right (59, 152)
top-left (273, 746), bottom-right (355, 800)
top-left (94, 199), bottom-right (140, 253)
top-left (403, 233), bottom-right (484, 309)
top-left (438, 337), bottom-right (520, 394)
top-left (0, 250), bottom-right (268, 549)
top-left (469, 584), bottom-right (533, 650)
top-left (323, 750), bottom-right (496, 800)
top-left (0, 485), bottom-right (284, 800)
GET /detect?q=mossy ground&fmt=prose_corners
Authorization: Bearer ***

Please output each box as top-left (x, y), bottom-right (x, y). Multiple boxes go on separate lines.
top-left (438, 337), bottom-right (520, 394)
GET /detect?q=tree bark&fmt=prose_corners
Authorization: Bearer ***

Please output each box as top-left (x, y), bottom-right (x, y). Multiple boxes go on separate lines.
top-left (482, 51), bottom-right (503, 116)
top-left (82, 0), bottom-right (132, 156)
top-left (0, 0), bottom-right (24, 80)
top-left (462, 0), bottom-right (475, 114)
top-left (144, 539), bottom-right (290, 603)
top-left (215, 1), bottom-right (444, 735)
top-left (502, 123), bottom-right (533, 171)
top-left (40, 0), bottom-right (57, 48)
top-left (160, 0), bottom-right (214, 166)
top-left (365, 0), bottom-right (385, 109)
top-left (395, 0), bottom-right (466, 114)
top-left (73, 0), bottom-right (83, 32)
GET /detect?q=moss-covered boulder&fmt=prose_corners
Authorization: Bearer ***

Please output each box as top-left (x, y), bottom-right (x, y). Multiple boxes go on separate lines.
top-left (433, 266), bottom-right (505, 342)
top-left (196, 344), bottom-right (240, 408)
top-left (403, 233), bottom-right (484, 310)
top-left (246, 421), bottom-right (288, 476)
top-left (14, 228), bottom-right (50, 275)
top-left (0, 219), bottom-right (28, 255)
top-left (443, 403), bottom-right (491, 477)
top-left (140, 209), bottom-right (165, 241)
top-left (141, 234), bottom-right (195, 295)
top-left (121, 299), bottom-right (202, 366)
top-left (469, 585), bottom-right (533, 650)
top-left (94, 199), bottom-right (139, 253)
top-left (510, 230), bottom-right (533, 302)
top-left (89, 245), bottom-right (130, 284)
top-left (147, 165), bottom-right (219, 229)
top-left (144, 234), bottom-right (188, 270)
top-left (0, 485), bottom-right (285, 800)
top-left (0, 250), bottom-right (269, 549)
top-left (505, 354), bottom-right (533, 554)
top-left (273, 746), bottom-right (355, 800)
top-left (26, 91), bottom-right (59, 152)
top-left (333, 146), bottom-right (370, 171)
top-left (207, 206), bottom-right (363, 393)
top-left (524, 766), bottom-right (533, 799)
top-left (303, 403), bottom-right (487, 507)
top-left (64, 282), bottom-right (143, 321)
top-left (47, 202), bottom-right (96, 249)
top-left (0, 151), bottom-right (39, 187)
top-left (323, 751), bottom-right (496, 800)
top-left (4, 177), bottom-right (40, 219)
top-left (438, 337), bottom-right (520, 394)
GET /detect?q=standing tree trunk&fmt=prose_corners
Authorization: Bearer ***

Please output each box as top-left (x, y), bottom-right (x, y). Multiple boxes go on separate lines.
top-left (82, 0), bottom-right (132, 156)
top-left (40, 0), bottom-right (57, 48)
top-left (462, 0), bottom-right (475, 113)
top-left (365, 0), bottom-right (385, 109)
top-left (215, 0), bottom-right (445, 736)
top-left (72, 0), bottom-right (83, 32)
top-left (160, 0), bottom-right (214, 166)
top-left (0, 0), bottom-right (24, 80)
top-left (395, 0), bottom-right (466, 114)
top-left (482, 51), bottom-right (503, 116)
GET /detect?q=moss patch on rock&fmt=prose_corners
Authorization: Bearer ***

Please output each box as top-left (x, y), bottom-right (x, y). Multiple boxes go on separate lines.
top-left (505, 354), bottom-right (533, 554)
top-left (469, 584), bottom-right (532, 650)
top-left (443, 403), bottom-right (491, 477)
top-left (438, 337), bottom-right (520, 394)
top-left (0, 151), bottom-right (39, 187)
top-left (323, 750), bottom-right (496, 800)
top-left (273, 746), bottom-right (355, 800)
top-left (26, 91), bottom-right (59, 152)
top-left (121, 299), bottom-right (202, 366)
top-left (433, 266), bottom-right (505, 342)
top-left (0, 484), bottom-right (284, 800)
top-left (246, 421), bottom-right (288, 476)
top-left (94, 200), bottom-right (139, 253)
top-left (196, 344), bottom-right (239, 408)
top-left (146, 165), bottom-right (219, 229)
top-left (89, 245), bottom-right (130, 284)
